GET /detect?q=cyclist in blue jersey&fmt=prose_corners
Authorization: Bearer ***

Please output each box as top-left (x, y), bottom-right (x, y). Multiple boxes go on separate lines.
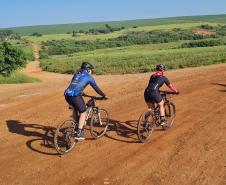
top-left (64, 62), bottom-right (107, 140)
top-left (144, 64), bottom-right (179, 126)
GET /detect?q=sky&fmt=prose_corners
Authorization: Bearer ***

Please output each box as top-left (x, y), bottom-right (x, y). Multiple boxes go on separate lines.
top-left (0, 0), bottom-right (226, 28)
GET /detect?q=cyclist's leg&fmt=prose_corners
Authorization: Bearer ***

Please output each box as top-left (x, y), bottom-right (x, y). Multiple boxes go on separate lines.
top-left (158, 100), bottom-right (167, 125)
top-left (70, 96), bottom-right (86, 128)
top-left (69, 96), bottom-right (87, 139)
top-left (154, 93), bottom-right (166, 125)
top-left (65, 95), bottom-right (80, 121)
top-left (158, 100), bottom-right (165, 117)
top-left (144, 89), bottom-right (155, 119)
top-left (78, 112), bottom-right (86, 129)
top-left (146, 102), bottom-right (154, 110)
top-left (72, 108), bottom-right (79, 122)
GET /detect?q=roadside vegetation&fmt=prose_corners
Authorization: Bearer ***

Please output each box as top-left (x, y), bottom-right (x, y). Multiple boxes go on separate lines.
top-left (0, 70), bottom-right (41, 84)
top-left (0, 42), bottom-right (27, 76)
top-left (0, 37), bottom-right (38, 84)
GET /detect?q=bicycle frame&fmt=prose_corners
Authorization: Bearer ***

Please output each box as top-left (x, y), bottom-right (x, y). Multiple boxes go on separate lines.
top-left (82, 94), bottom-right (104, 127)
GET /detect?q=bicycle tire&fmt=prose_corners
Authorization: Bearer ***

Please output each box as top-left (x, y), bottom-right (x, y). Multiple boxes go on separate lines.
top-left (137, 110), bottom-right (156, 143)
top-left (54, 119), bottom-right (78, 155)
top-left (164, 102), bottom-right (176, 129)
top-left (90, 108), bottom-right (109, 139)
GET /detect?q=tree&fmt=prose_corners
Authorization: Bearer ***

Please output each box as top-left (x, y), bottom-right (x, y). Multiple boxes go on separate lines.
top-left (31, 32), bottom-right (42, 37)
top-left (0, 42), bottom-right (26, 76)
top-left (0, 30), bottom-right (20, 41)
top-left (105, 24), bottom-right (113, 32)
top-left (72, 30), bottom-right (78, 37)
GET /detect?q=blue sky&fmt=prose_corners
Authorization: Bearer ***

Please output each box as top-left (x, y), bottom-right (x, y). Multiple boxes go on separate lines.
top-left (1, 0), bottom-right (226, 28)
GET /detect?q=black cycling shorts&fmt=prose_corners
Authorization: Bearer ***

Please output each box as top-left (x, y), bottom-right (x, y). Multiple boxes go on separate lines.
top-left (144, 89), bottom-right (163, 104)
top-left (65, 95), bottom-right (86, 113)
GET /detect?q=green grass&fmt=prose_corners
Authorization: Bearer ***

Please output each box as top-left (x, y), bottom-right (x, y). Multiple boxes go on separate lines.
top-left (23, 22), bottom-right (219, 44)
top-left (0, 71), bottom-right (41, 84)
top-left (10, 40), bottom-right (34, 61)
top-left (23, 31), bottom-right (122, 44)
top-left (41, 44), bottom-right (226, 75)
top-left (2, 14), bottom-right (226, 35)
top-left (18, 44), bottom-right (34, 61)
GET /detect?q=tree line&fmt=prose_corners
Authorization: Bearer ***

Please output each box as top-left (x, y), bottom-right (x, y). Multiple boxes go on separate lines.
top-left (41, 28), bottom-right (218, 57)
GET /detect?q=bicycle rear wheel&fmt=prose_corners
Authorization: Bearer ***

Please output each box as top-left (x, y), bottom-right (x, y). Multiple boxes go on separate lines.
top-left (164, 102), bottom-right (176, 128)
top-left (137, 110), bottom-right (156, 143)
top-left (54, 119), bottom-right (78, 155)
top-left (90, 108), bottom-right (109, 139)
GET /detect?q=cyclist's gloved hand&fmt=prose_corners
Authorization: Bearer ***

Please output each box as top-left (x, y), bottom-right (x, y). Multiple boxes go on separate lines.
top-left (175, 91), bottom-right (180, 95)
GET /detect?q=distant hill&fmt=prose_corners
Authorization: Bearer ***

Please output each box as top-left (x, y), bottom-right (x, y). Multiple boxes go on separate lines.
top-left (1, 14), bottom-right (226, 35)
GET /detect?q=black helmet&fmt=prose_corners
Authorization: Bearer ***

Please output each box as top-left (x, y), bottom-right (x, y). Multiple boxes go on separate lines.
top-left (156, 64), bottom-right (165, 71)
top-left (81, 61), bottom-right (94, 70)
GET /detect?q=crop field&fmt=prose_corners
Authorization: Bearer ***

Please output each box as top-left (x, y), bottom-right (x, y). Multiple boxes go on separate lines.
top-left (2, 14), bottom-right (226, 35)
top-left (24, 22), bottom-right (218, 44)
top-left (36, 18), bottom-right (226, 75)
top-left (41, 44), bottom-right (226, 74)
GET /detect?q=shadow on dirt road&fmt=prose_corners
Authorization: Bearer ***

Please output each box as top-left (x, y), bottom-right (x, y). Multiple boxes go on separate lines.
top-left (6, 120), bottom-right (58, 156)
top-left (106, 119), bottom-right (140, 143)
top-left (212, 82), bottom-right (226, 92)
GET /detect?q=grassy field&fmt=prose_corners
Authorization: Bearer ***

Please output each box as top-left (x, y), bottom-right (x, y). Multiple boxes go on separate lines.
top-left (2, 14), bottom-right (226, 35)
top-left (0, 71), bottom-right (41, 84)
top-left (10, 40), bottom-right (34, 60)
top-left (41, 44), bottom-right (226, 74)
top-left (24, 22), bottom-right (218, 44)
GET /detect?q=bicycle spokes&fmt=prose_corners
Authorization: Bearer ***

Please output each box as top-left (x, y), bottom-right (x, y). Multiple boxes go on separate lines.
top-left (54, 120), bottom-right (77, 155)
top-left (90, 108), bottom-right (109, 139)
top-left (137, 112), bottom-right (155, 143)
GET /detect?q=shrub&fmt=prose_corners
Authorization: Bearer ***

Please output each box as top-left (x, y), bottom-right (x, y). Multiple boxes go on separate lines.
top-left (0, 30), bottom-right (20, 41)
top-left (31, 32), bottom-right (42, 37)
top-left (0, 42), bottom-right (26, 76)
top-left (181, 39), bottom-right (223, 48)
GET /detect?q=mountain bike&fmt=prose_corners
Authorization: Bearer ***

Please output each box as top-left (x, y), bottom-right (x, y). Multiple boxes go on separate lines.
top-left (54, 94), bottom-right (109, 155)
top-left (137, 91), bottom-right (177, 143)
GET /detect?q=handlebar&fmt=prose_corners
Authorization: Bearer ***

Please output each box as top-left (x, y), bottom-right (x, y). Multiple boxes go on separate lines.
top-left (82, 93), bottom-right (108, 100)
top-left (159, 91), bottom-right (179, 95)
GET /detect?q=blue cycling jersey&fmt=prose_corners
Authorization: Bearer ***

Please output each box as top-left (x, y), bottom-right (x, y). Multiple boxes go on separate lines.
top-left (64, 70), bottom-right (105, 97)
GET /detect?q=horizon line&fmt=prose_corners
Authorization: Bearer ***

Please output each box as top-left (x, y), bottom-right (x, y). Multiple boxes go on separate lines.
top-left (1, 13), bottom-right (226, 29)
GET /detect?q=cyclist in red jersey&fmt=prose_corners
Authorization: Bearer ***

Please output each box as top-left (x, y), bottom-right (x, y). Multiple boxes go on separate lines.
top-left (144, 64), bottom-right (179, 125)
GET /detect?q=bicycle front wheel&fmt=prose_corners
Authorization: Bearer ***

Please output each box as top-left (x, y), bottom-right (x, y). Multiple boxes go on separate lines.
top-left (90, 108), bottom-right (109, 139)
top-left (54, 119), bottom-right (78, 155)
top-left (164, 102), bottom-right (176, 128)
top-left (137, 110), bottom-right (156, 143)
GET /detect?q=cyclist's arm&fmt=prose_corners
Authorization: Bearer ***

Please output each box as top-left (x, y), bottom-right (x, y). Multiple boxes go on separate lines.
top-left (164, 77), bottom-right (178, 93)
top-left (89, 77), bottom-right (106, 97)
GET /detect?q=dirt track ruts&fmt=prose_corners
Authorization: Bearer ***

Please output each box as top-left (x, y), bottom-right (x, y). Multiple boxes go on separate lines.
top-left (0, 46), bottom-right (225, 185)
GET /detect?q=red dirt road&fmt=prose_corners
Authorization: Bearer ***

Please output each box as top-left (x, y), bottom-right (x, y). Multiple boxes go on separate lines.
top-left (0, 48), bottom-right (226, 185)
